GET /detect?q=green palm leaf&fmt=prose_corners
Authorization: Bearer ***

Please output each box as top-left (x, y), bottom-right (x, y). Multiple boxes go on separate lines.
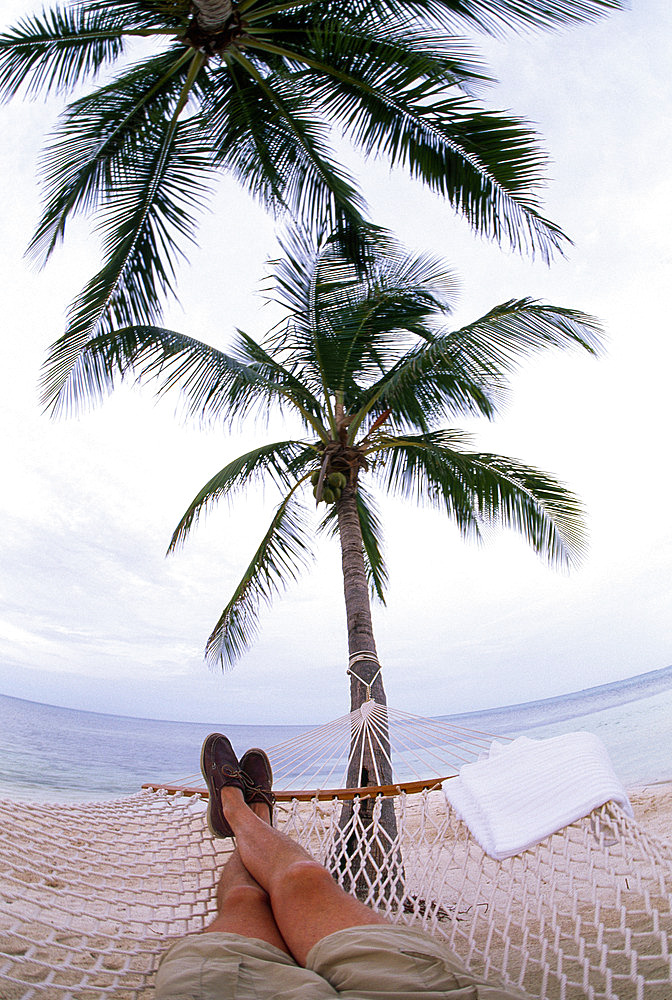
top-left (331, 0), bottom-right (623, 30)
top-left (205, 492), bottom-right (315, 666)
top-left (72, 324), bottom-right (327, 431)
top-left (468, 452), bottom-right (586, 569)
top-left (355, 299), bottom-right (603, 432)
top-left (420, 0), bottom-right (622, 33)
top-left (39, 106), bottom-right (212, 413)
top-left (203, 60), bottom-right (371, 246)
top-left (242, 0), bottom-right (620, 37)
top-left (433, 299), bottom-right (604, 370)
top-left (245, 12), bottom-right (488, 94)
top-left (246, 21), bottom-right (565, 259)
top-left (372, 429), bottom-right (585, 568)
top-left (168, 440), bottom-right (315, 552)
top-left (0, 6), bottom-right (127, 100)
top-left (373, 428), bottom-right (483, 536)
top-left (268, 232), bottom-right (459, 399)
top-left (28, 45), bottom-right (198, 266)
top-left (1, 0), bottom-right (624, 412)
top-left (87, 0), bottom-right (191, 31)
top-left (232, 332), bottom-right (330, 434)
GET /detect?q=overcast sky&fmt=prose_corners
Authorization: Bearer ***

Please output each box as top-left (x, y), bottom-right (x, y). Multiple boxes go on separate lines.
top-left (0, 0), bottom-right (670, 725)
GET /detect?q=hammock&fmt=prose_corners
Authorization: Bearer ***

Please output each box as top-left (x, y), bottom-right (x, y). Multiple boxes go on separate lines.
top-left (1, 702), bottom-right (671, 1000)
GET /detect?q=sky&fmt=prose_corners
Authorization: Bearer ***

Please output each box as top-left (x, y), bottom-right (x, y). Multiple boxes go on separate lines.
top-left (0, 0), bottom-right (670, 726)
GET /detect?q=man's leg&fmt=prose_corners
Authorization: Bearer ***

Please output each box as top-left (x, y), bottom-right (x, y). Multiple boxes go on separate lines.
top-left (203, 847), bottom-right (291, 954)
top-left (220, 785), bottom-right (388, 966)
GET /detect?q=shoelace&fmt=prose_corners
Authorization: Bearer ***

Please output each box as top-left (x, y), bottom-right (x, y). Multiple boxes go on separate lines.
top-left (214, 761), bottom-right (275, 806)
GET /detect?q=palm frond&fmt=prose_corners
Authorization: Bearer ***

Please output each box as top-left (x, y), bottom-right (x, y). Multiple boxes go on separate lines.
top-left (358, 356), bottom-right (498, 435)
top-left (86, 0), bottom-right (191, 31)
top-left (39, 108), bottom-right (213, 414)
top-left (417, 0), bottom-right (624, 34)
top-left (0, 5), bottom-right (127, 100)
top-left (28, 45), bottom-right (198, 267)
top-left (246, 11), bottom-right (489, 95)
top-left (232, 331), bottom-right (329, 434)
top-left (267, 232), bottom-right (459, 402)
top-left (372, 429), bottom-right (586, 568)
top-left (168, 440), bottom-right (314, 551)
top-left (204, 58), bottom-right (373, 252)
top-left (436, 299), bottom-right (604, 369)
top-left (316, 0), bottom-right (623, 33)
top-left (354, 486), bottom-right (388, 602)
top-left (205, 493), bottom-right (315, 667)
top-left (466, 451), bottom-right (587, 569)
top-left (269, 226), bottom-right (455, 321)
top-left (372, 429), bottom-right (483, 536)
top-left (356, 299), bottom-right (603, 432)
top-left (249, 22), bottom-right (566, 259)
top-left (66, 324), bottom-right (326, 433)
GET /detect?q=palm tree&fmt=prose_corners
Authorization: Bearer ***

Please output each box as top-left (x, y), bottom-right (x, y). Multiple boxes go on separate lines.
top-left (76, 229), bottom-right (601, 762)
top-left (57, 228), bottom-right (601, 892)
top-left (0, 0), bottom-right (620, 413)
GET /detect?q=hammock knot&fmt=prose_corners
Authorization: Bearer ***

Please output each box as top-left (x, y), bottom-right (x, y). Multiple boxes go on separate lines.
top-left (359, 699), bottom-right (378, 720)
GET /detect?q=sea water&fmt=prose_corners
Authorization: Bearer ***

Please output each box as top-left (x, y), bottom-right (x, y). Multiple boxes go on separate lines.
top-left (0, 665), bottom-right (670, 801)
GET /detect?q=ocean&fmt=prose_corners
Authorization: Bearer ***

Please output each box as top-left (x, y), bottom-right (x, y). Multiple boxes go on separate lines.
top-left (1, 665), bottom-right (671, 801)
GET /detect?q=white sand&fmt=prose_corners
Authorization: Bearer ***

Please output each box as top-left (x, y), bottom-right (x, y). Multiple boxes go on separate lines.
top-left (628, 779), bottom-right (672, 840)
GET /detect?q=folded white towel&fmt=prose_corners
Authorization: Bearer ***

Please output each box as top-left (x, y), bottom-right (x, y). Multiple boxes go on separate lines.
top-left (443, 731), bottom-right (632, 860)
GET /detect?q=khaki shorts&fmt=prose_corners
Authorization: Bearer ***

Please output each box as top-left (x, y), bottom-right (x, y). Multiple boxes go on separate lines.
top-left (155, 923), bottom-right (525, 999)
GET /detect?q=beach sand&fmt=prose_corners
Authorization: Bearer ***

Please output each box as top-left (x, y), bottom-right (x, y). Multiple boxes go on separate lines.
top-left (628, 779), bottom-right (672, 840)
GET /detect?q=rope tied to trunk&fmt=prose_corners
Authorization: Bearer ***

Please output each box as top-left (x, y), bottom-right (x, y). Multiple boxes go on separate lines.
top-left (348, 656), bottom-right (382, 701)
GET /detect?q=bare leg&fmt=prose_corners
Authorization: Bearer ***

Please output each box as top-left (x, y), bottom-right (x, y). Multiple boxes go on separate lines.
top-left (204, 802), bottom-right (290, 955)
top-left (203, 849), bottom-right (290, 952)
top-left (220, 786), bottom-right (388, 966)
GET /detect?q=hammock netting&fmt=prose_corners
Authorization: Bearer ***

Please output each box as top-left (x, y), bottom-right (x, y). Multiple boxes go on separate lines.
top-left (1, 702), bottom-right (671, 1000)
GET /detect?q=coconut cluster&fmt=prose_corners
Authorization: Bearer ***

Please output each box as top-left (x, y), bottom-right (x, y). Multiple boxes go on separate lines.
top-left (311, 469), bottom-right (347, 503)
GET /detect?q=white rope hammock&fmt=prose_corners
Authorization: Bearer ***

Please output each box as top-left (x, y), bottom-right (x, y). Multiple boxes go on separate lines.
top-left (1, 701), bottom-right (671, 1000)
top-left (149, 700), bottom-right (503, 798)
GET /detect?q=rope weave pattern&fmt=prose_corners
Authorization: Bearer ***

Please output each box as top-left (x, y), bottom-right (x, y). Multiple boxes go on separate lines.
top-left (1, 790), bottom-right (670, 999)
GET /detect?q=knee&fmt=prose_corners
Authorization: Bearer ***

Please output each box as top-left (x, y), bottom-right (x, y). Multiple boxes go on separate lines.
top-left (217, 882), bottom-right (268, 912)
top-left (279, 859), bottom-right (335, 901)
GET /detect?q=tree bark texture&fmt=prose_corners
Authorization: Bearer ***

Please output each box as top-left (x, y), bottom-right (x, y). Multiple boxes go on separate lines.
top-left (335, 479), bottom-right (402, 899)
top-left (337, 481), bottom-right (387, 712)
top-left (191, 0), bottom-right (234, 32)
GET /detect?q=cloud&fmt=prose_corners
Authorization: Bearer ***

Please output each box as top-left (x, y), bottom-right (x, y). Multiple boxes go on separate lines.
top-left (0, 3), bottom-right (670, 725)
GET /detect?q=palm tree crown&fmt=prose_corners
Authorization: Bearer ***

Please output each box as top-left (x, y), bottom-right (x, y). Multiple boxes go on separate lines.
top-left (0, 0), bottom-right (620, 412)
top-left (75, 230), bottom-right (603, 698)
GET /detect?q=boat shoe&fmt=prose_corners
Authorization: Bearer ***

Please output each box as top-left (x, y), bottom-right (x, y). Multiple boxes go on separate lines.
top-left (200, 733), bottom-right (246, 839)
top-left (240, 748), bottom-right (276, 824)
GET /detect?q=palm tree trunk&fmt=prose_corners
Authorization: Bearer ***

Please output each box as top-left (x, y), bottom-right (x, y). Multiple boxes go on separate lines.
top-left (335, 479), bottom-right (402, 900)
top-left (337, 480), bottom-right (388, 719)
top-left (191, 0), bottom-right (233, 32)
